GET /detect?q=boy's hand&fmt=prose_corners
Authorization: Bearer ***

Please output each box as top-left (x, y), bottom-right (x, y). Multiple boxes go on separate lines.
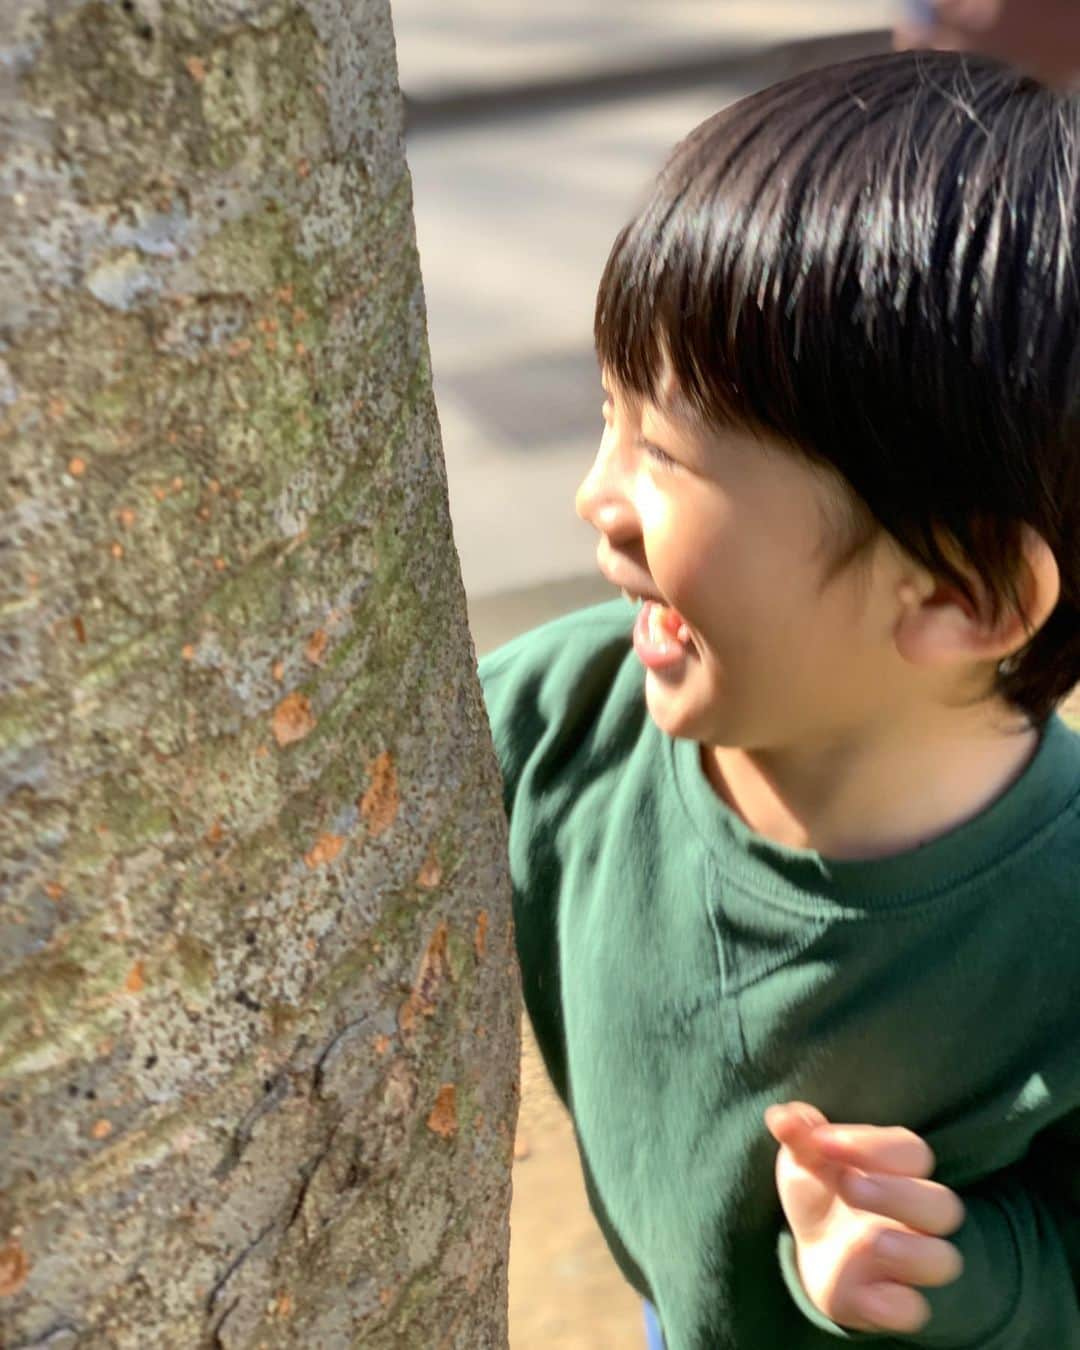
top-left (895, 0), bottom-right (1080, 87)
top-left (765, 1102), bottom-right (965, 1334)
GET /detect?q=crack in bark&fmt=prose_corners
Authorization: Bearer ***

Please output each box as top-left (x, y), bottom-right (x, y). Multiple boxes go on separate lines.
top-left (10, 1324), bottom-right (83, 1349)
top-left (209, 1298), bottom-right (240, 1350)
top-left (204, 1130), bottom-right (339, 1343)
top-left (205, 1215), bottom-right (277, 1333)
top-left (211, 1069), bottom-right (289, 1181)
top-left (284, 1129), bottom-right (336, 1235)
top-left (312, 1012), bottom-right (372, 1097)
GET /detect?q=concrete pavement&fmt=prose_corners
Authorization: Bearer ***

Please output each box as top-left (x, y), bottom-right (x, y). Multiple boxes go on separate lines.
top-left (395, 1), bottom-right (895, 102)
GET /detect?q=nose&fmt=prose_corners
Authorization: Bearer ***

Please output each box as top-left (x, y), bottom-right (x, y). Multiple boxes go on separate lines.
top-left (575, 423), bottom-right (639, 544)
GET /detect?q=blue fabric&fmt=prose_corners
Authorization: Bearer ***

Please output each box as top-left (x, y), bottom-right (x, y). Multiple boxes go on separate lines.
top-left (643, 1300), bottom-right (666, 1349)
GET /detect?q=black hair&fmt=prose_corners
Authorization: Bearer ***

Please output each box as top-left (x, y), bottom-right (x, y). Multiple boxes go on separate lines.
top-left (595, 50), bottom-right (1080, 726)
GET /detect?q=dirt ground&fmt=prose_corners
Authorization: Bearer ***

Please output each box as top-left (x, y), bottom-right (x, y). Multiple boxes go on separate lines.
top-left (507, 1023), bottom-right (644, 1350)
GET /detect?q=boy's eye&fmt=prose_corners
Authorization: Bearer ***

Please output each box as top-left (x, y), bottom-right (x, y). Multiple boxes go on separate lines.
top-left (639, 437), bottom-right (678, 470)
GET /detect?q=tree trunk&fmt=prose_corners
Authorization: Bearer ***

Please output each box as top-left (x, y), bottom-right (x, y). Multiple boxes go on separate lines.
top-left (0, 1), bottom-right (518, 1345)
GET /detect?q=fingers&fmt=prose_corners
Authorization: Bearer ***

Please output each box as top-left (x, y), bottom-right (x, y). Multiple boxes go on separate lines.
top-left (852, 1281), bottom-right (932, 1335)
top-left (766, 1106), bottom-right (935, 1177)
top-left (813, 1123), bottom-right (936, 1178)
top-left (822, 1229), bottom-right (962, 1333)
top-left (874, 1228), bottom-right (964, 1288)
top-left (840, 1169), bottom-right (965, 1236)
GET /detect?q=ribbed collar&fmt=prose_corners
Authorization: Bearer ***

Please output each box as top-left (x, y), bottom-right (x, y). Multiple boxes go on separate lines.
top-left (668, 713), bottom-right (1080, 912)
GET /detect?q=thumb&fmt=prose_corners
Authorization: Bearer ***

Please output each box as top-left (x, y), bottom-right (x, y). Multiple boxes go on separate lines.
top-left (766, 1102), bottom-right (842, 1236)
top-left (764, 1101), bottom-right (831, 1163)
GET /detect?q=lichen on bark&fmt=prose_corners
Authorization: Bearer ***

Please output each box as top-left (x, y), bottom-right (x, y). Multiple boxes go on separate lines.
top-left (0, 0), bottom-right (518, 1345)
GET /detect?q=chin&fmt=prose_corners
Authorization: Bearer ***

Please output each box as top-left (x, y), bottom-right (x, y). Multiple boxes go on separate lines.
top-left (643, 677), bottom-right (717, 743)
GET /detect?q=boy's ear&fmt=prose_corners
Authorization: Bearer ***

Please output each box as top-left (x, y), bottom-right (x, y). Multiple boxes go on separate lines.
top-left (893, 526), bottom-right (1060, 671)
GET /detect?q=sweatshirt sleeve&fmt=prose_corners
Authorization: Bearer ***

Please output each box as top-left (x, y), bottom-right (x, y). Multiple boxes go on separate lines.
top-left (778, 1114), bottom-right (1080, 1348)
top-left (476, 601), bottom-right (639, 1113)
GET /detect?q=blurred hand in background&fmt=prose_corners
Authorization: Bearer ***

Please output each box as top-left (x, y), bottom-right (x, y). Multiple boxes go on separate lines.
top-left (896, 0), bottom-right (1080, 86)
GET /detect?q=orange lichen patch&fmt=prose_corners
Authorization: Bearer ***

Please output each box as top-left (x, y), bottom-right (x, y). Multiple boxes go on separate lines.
top-left (256, 744), bottom-right (270, 759)
top-left (171, 476), bottom-right (184, 491)
top-left (205, 819), bottom-right (224, 845)
top-left (152, 485), bottom-right (168, 501)
top-left (275, 1293), bottom-right (293, 1317)
top-left (263, 335), bottom-right (277, 354)
top-left (359, 751), bottom-right (399, 836)
top-left (257, 316), bottom-right (278, 334)
top-left (124, 960), bottom-right (145, 994)
top-left (271, 660), bottom-right (286, 683)
top-left (90, 1119), bottom-right (113, 1141)
top-left (110, 542), bottom-right (124, 559)
top-left (209, 478), bottom-right (221, 494)
top-left (47, 396), bottom-right (67, 421)
top-left (296, 158), bottom-right (311, 178)
top-left (303, 832), bottom-right (345, 868)
top-left (378, 1287), bottom-right (395, 1308)
top-left (213, 557), bottom-right (227, 571)
top-left (117, 507), bottom-right (137, 528)
top-left (304, 628), bottom-right (328, 665)
top-left (292, 307), bottom-right (308, 326)
top-left (185, 55), bottom-right (207, 82)
top-left (227, 337), bottom-right (252, 358)
top-left (72, 614), bottom-right (86, 643)
top-left (474, 910), bottom-right (489, 961)
top-left (427, 1084), bottom-right (457, 1139)
top-left (272, 692), bottom-right (315, 747)
top-left (44, 881), bottom-right (64, 901)
top-left (372, 1034), bottom-right (391, 1057)
top-left (68, 455), bottom-right (86, 477)
top-left (181, 643), bottom-right (196, 661)
top-left (0, 1237), bottom-right (30, 1298)
top-left (398, 921), bottom-right (449, 1035)
top-left (417, 848), bottom-right (442, 890)
top-left (277, 284), bottom-right (294, 304)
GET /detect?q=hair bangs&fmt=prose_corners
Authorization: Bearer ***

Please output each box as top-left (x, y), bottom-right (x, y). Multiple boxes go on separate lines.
top-left (593, 140), bottom-right (793, 438)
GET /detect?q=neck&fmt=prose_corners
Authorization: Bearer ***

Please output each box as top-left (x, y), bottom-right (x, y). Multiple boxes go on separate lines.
top-left (702, 704), bottom-right (1041, 861)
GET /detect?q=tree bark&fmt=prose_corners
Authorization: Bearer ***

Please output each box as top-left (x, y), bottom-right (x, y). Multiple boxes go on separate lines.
top-left (0, 1), bottom-right (518, 1345)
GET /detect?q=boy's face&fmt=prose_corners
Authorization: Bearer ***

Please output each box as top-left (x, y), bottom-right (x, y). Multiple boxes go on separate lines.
top-left (576, 371), bottom-right (912, 752)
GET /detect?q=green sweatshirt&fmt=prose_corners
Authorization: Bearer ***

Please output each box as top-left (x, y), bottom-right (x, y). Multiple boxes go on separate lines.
top-left (479, 600), bottom-right (1080, 1350)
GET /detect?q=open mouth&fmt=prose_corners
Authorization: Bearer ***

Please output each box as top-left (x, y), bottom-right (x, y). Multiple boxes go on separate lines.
top-left (627, 598), bottom-right (696, 672)
top-left (622, 589), bottom-right (692, 646)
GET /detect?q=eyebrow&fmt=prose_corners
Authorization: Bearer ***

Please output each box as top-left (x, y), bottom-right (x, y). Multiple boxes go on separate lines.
top-left (602, 374), bottom-right (705, 434)
top-left (649, 383), bottom-right (709, 435)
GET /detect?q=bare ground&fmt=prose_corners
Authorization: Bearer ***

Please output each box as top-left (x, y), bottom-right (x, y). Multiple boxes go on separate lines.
top-left (508, 1023), bottom-right (643, 1349)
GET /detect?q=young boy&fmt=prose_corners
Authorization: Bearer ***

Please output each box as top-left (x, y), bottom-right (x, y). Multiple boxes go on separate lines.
top-left (479, 51), bottom-right (1080, 1350)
